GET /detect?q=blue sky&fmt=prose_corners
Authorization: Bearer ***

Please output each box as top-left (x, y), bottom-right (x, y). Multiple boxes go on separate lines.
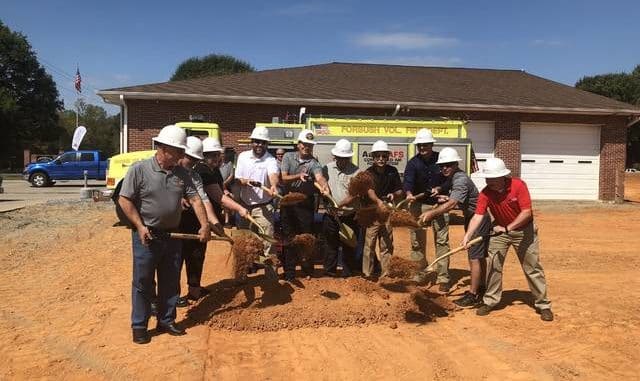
top-left (4, 0), bottom-right (640, 114)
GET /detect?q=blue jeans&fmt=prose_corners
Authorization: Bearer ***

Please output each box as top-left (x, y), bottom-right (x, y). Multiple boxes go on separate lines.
top-left (131, 230), bottom-right (181, 328)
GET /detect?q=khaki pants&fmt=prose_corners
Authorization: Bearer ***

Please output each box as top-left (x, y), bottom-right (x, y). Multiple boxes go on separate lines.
top-left (483, 223), bottom-right (551, 310)
top-left (238, 203), bottom-right (275, 255)
top-left (409, 202), bottom-right (450, 284)
top-left (363, 219), bottom-right (393, 277)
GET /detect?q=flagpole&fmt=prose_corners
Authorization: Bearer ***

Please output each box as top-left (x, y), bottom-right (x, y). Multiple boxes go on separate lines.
top-left (75, 64), bottom-right (81, 128)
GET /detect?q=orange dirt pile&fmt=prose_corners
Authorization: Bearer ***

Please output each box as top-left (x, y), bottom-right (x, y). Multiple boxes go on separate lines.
top-left (348, 171), bottom-right (374, 197)
top-left (390, 209), bottom-right (420, 228)
top-left (192, 277), bottom-right (455, 331)
top-left (230, 235), bottom-right (264, 279)
top-left (280, 192), bottom-right (307, 207)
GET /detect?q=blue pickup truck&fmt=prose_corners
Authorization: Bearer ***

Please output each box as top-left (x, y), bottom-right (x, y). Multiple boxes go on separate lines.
top-left (23, 150), bottom-right (107, 187)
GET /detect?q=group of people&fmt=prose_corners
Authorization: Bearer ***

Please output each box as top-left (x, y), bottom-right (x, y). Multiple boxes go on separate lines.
top-left (118, 124), bottom-right (553, 345)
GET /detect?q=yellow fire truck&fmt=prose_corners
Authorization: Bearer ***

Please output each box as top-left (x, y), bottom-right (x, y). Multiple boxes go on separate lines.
top-left (105, 121), bottom-right (220, 189)
top-left (247, 116), bottom-right (473, 175)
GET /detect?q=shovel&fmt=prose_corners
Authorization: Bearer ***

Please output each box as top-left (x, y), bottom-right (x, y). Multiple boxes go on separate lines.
top-left (313, 182), bottom-right (357, 248)
top-left (425, 232), bottom-right (502, 272)
top-left (395, 192), bottom-right (426, 210)
top-left (169, 232), bottom-right (234, 243)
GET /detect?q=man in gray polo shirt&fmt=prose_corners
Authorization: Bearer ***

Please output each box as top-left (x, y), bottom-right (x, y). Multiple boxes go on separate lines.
top-left (419, 147), bottom-right (491, 308)
top-left (118, 125), bottom-right (210, 344)
top-left (279, 129), bottom-right (329, 281)
top-left (320, 139), bottom-right (361, 277)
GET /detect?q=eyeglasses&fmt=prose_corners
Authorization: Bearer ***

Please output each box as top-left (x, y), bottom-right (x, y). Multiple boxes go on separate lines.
top-left (372, 153), bottom-right (389, 159)
top-left (417, 143), bottom-right (433, 149)
top-left (438, 162), bottom-right (456, 168)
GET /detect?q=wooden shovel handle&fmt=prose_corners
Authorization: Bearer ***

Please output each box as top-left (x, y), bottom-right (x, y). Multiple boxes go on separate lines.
top-left (425, 235), bottom-right (484, 271)
top-left (314, 182), bottom-right (339, 207)
top-left (396, 192), bottom-right (426, 210)
top-left (169, 233), bottom-right (233, 243)
top-left (261, 185), bottom-right (283, 199)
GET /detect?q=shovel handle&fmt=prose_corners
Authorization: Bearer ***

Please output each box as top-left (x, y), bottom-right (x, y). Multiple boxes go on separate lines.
top-left (425, 235), bottom-right (484, 271)
top-left (396, 192), bottom-right (425, 210)
top-left (314, 182), bottom-right (339, 207)
top-left (261, 185), bottom-right (283, 199)
top-left (169, 233), bottom-right (233, 243)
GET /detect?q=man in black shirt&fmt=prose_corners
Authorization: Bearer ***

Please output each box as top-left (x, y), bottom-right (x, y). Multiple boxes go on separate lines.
top-left (362, 140), bottom-right (403, 278)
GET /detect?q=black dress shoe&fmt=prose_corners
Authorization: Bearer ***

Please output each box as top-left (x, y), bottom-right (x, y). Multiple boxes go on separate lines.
top-left (156, 323), bottom-right (186, 336)
top-left (132, 328), bottom-right (151, 344)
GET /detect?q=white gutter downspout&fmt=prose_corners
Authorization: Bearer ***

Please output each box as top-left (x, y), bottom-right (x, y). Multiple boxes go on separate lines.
top-left (120, 94), bottom-right (128, 153)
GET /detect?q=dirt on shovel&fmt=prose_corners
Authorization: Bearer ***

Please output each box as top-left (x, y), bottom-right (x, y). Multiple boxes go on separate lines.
top-left (231, 235), bottom-right (265, 279)
top-left (348, 171), bottom-right (374, 197)
top-left (289, 233), bottom-right (316, 262)
top-left (390, 209), bottom-right (420, 228)
top-left (280, 192), bottom-right (307, 207)
top-left (387, 255), bottom-right (422, 279)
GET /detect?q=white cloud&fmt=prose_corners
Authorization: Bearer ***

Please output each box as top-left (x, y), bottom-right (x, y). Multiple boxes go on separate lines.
top-left (362, 56), bottom-right (463, 67)
top-left (531, 39), bottom-right (565, 47)
top-left (113, 74), bottom-right (132, 83)
top-left (353, 32), bottom-right (458, 50)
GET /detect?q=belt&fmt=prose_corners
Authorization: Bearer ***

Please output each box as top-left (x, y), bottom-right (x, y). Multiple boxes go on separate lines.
top-left (146, 226), bottom-right (177, 240)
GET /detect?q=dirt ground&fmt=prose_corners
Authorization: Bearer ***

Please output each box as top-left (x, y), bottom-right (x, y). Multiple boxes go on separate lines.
top-left (1, 175), bottom-right (639, 380)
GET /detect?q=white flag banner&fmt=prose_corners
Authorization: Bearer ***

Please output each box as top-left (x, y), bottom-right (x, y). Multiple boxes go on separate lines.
top-left (72, 126), bottom-right (87, 151)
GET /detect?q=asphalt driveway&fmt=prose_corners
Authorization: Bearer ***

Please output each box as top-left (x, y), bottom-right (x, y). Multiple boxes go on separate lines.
top-left (0, 179), bottom-right (107, 212)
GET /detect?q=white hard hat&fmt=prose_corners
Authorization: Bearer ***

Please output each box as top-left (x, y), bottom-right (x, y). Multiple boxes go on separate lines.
top-left (250, 126), bottom-right (270, 142)
top-left (152, 125), bottom-right (187, 150)
top-left (202, 137), bottom-right (223, 153)
top-left (331, 139), bottom-right (354, 157)
top-left (297, 129), bottom-right (317, 145)
top-left (413, 128), bottom-right (437, 144)
top-left (480, 158), bottom-right (511, 178)
top-left (371, 140), bottom-right (390, 153)
top-left (436, 147), bottom-right (462, 164)
top-left (185, 136), bottom-right (204, 160)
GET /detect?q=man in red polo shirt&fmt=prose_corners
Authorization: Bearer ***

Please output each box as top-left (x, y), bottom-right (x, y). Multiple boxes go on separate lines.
top-left (462, 158), bottom-right (553, 321)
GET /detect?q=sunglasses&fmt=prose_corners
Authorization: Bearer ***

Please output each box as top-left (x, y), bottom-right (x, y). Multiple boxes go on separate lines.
top-left (438, 162), bottom-right (456, 168)
top-left (372, 153), bottom-right (389, 159)
top-left (417, 143), bottom-right (433, 149)
top-left (251, 139), bottom-right (267, 145)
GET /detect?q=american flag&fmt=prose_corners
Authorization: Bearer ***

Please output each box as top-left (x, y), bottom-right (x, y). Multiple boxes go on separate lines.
top-left (74, 67), bottom-right (82, 93)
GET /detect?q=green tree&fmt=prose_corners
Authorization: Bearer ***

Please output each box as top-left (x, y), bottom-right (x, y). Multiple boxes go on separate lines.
top-left (58, 101), bottom-right (120, 157)
top-left (0, 20), bottom-right (63, 170)
top-left (170, 54), bottom-right (255, 81)
top-left (576, 65), bottom-right (640, 166)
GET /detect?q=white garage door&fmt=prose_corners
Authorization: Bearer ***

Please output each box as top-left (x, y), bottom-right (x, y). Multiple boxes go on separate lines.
top-left (466, 121), bottom-right (495, 191)
top-left (521, 123), bottom-right (600, 200)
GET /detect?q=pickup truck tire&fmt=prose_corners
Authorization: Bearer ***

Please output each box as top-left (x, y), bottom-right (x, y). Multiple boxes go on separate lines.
top-left (30, 172), bottom-right (50, 187)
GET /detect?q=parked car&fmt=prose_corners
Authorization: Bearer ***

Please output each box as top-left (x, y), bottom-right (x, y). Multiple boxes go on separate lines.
top-left (23, 150), bottom-right (107, 187)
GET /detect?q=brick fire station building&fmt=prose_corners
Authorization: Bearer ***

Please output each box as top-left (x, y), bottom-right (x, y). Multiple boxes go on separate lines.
top-left (98, 62), bottom-right (640, 201)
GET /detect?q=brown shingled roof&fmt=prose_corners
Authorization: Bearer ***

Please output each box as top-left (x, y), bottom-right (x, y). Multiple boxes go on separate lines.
top-left (98, 62), bottom-right (639, 115)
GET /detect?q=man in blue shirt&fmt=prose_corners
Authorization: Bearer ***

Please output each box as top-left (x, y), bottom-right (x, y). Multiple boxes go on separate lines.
top-left (403, 128), bottom-right (451, 292)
